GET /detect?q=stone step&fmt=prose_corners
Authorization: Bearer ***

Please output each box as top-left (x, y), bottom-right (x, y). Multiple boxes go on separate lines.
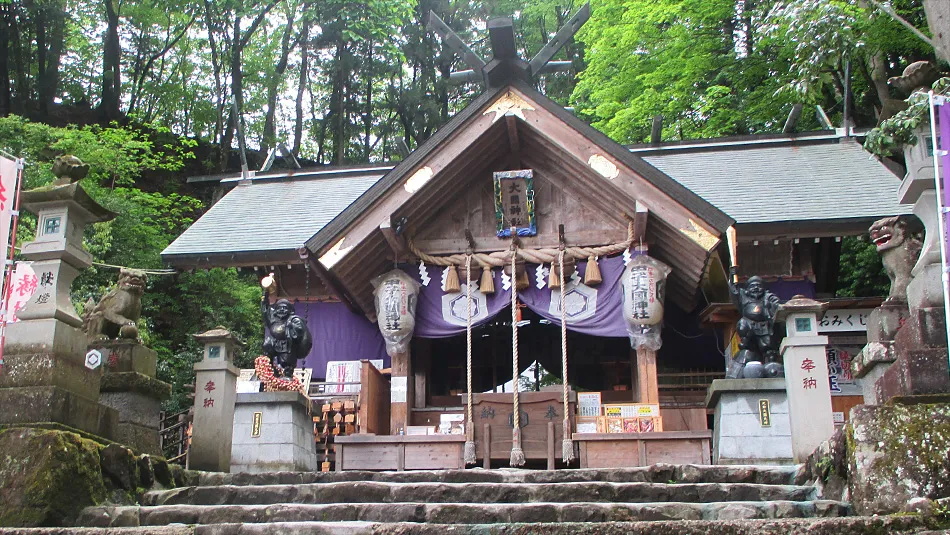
top-left (142, 481), bottom-right (816, 506)
top-left (195, 464), bottom-right (799, 487)
top-left (10, 516), bottom-right (932, 535)
top-left (79, 500), bottom-right (849, 527)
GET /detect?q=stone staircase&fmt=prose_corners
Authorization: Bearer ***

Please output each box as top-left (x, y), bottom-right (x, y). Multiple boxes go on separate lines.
top-left (5, 464), bottom-right (945, 534)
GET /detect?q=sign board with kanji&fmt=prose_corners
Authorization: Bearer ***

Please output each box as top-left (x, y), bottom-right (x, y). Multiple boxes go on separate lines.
top-left (817, 308), bottom-right (874, 333)
top-left (493, 169), bottom-right (536, 237)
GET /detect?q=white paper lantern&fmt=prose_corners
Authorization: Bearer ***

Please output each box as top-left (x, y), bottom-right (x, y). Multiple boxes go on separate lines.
top-left (621, 254), bottom-right (671, 350)
top-left (371, 269), bottom-right (421, 356)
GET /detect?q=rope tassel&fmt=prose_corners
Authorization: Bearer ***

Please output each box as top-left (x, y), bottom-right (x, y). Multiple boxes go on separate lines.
top-left (445, 265), bottom-right (461, 293)
top-left (584, 255), bottom-right (602, 286)
top-left (509, 247), bottom-right (526, 467)
top-left (480, 266), bottom-right (495, 294)
top-left (558, 250), bottom-right (576, 464)
top-left (464, 254), bottom-right (477, 465)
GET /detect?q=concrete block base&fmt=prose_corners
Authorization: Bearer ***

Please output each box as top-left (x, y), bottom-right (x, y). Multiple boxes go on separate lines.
top-left (706, 379), bottom-right (793, 465)
top-left (0, 385), bottom-right (117, 440)
top-left (231, 392), bottom-right (316, 474)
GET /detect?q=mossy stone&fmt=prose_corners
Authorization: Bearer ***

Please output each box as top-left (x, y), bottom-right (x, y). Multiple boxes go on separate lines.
top-left (0, 428), bottom-right (106, 527)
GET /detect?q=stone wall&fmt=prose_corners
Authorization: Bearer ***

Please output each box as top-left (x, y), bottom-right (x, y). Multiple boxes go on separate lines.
top-left (847, 400), bottom-right (950, 514)
top-left (0, 428), bottom-right (196, 527)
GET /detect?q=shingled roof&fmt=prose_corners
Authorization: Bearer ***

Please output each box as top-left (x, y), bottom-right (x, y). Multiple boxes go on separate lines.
top-left (163, 130), bottom-right (908, 268)
top-left (631, 133), bottom-right (909, 230)
top-left (162, 166), bottom-right (387, 265)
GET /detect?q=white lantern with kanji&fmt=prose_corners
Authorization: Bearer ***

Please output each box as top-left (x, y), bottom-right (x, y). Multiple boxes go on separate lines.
top-left (371, 269), bottom-right (421, 356)
top-left (621, 254), bottom-right (671, 350)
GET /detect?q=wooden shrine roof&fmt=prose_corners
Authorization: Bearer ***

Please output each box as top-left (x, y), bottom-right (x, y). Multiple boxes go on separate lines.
top-left (632, 133), bottom-right (911, 238)
top-left (162, 86), bottom-right (910, 314)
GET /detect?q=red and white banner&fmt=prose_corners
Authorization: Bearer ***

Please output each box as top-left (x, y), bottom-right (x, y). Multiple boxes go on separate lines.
top-left (0, 157), bottom-right (17, 262)
top-left (5, 262), bottom-right (36, 323)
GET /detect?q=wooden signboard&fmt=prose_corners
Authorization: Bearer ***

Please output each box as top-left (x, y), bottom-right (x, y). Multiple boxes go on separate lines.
top-left (493, 169), bottom-right (537, 237)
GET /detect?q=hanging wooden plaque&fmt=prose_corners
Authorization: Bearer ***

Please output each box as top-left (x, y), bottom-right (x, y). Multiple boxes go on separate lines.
top-left (493, 169), bottom-right (537, 237)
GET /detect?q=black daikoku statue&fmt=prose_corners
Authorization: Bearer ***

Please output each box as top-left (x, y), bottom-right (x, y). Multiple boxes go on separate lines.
top-left (261, 276), bottom-right (313, 378)
top-left (727, 267), bottom-right (783, 379)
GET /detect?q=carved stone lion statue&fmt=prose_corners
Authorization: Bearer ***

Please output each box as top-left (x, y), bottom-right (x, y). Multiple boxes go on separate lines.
top-left (82, 268), bottom-right (147, 341)
top-left (869, 215), bottom-right (923, 302)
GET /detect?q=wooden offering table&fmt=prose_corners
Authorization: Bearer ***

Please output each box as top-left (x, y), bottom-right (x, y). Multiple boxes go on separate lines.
top-left (334, 434), bottom-right (465, 471)
top-left (573, 430), bottom-right (712, 468)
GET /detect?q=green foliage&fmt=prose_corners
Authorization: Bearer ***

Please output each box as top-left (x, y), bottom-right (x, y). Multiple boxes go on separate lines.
top-left (572, 0), bottom-right (803, 143)
top-left (836, 236), bottom-right (889, 298)
top-left (0, 115), bottom-right (261, 412)
top-left (864, 77), bottom-right (950, 157)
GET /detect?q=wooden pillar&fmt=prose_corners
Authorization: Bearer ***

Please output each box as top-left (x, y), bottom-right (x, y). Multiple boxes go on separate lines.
top-left (636, 348), bottom-right (659, 404)
top-left (413, 339), bottom-right (430, 409)
top-left (390, 348), bottom-right (413, 435)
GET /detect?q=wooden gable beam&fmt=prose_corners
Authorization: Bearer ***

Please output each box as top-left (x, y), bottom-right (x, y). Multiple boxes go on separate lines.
top-left (509, 86), bottom-right (722, 253)
top-left (633, 200), bottom-right (648, 244)
top-left (303, 253), bottom-right (365, 317)
top-left (379, 219), bottom-right (409, 259)
top-left (314, 97), bottom-right (505, 266)
top-left (506, 116), bottom-right (521, 168)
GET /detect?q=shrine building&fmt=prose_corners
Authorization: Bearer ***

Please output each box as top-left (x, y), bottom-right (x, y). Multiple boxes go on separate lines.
top-left (163, 23), bottom-right (907, 469)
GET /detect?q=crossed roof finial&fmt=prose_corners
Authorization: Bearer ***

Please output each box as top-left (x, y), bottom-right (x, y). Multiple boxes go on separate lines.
top-left (427, 3), bottom-right (590, 89)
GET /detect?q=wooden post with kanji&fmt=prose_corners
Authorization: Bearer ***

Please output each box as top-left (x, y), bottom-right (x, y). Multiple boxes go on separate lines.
top-left (776, 296), bottom-right (835, 462)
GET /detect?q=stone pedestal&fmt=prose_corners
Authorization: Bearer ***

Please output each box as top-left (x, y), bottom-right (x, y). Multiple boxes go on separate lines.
top-left (95, 341), bottom-right (170, 455)
top-left (875, 305), bottom-right (950, 402)
top-left (0, 318), bottom-right (117, 439)
top-left (230, 392), bottom-right (316, 473)
top-left (852, 302), bottom-right (907, 404)
top-left (705, 379), bottom-right (792, 465)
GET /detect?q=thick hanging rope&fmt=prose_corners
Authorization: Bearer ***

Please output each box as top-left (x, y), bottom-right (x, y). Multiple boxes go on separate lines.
top-left (463, 253), bottom-right (477, 465)
top-left (557, 250), bottom-right (575, 463)
top-left (408, 221), bottom-right (635, 267)
top-left (509, 247), bottom-right (526, 467)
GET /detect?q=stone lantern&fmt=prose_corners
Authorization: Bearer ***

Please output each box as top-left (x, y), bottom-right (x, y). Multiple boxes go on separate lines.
top-left (775, 296), bottom-right (834, 462)
top-left (190, 327), bottom-right (242, 472)
top-left (0, 177), bottom-right (119, 439)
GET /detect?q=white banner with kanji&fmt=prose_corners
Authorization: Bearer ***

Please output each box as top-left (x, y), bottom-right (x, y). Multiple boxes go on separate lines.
top-left (5, 262), bottom-right (36, 323)
top-left (0, 157), bottom-right (16, 263)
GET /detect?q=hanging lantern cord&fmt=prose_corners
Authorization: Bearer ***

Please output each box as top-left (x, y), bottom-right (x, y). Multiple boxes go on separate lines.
top-left (463, 253), bottom-right (477, 465)
top-left (559, 249), bottom-right (575, 463)
top-left (510, 246), bottom-right (526, 467)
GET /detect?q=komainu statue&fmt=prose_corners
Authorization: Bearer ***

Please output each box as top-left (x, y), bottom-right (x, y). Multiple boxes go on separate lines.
top-left (869, 215), bottom-right (923, 302)
top-left (82, 268), bottom-right (147, 341)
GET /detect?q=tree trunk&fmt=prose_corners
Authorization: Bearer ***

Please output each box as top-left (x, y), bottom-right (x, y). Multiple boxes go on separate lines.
top-left (38, 5), bottom-right (64, 114)
top-left (262, 12), bottom-right (296, 153)
top-left (101, 0), bottom-right (122, 119)
top-left (923, 0), bottom-right (950, 65)
top-left (0, 3), bottom-right (11, 115)
top-left (293, 23), bottom-right (310, 157)
top-left (363, 39), bottom-right (373, 160)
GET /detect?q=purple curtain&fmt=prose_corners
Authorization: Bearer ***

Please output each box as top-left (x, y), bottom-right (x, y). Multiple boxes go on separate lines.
top-left (296, 302), bottom-right (390, 380)
top-left (407, 255), bottom-right (629, 338)
top-left (519, 255), bottom-right (628, 337)
top-left (767, 279), bottom-right (816, 300)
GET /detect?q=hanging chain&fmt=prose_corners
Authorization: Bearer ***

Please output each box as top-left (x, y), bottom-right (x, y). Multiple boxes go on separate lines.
top-left (304, 260), bottom-right (311, 321)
